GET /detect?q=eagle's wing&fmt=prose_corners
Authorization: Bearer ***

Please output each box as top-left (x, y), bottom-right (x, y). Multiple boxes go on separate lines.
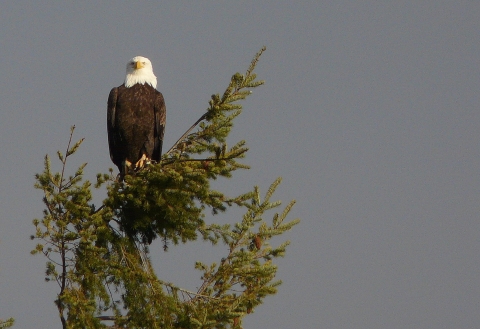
top-left (152, 90), bottom-right (166, 162)
top-left (107, 87), bottom-right (120, 167)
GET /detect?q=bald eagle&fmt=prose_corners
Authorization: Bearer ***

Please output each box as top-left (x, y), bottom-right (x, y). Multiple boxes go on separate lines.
top-left (107, 56), bottom-right (166, 178)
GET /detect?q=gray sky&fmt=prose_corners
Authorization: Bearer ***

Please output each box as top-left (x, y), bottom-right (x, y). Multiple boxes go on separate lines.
top-left (1, 1), bottom-right (479, 328)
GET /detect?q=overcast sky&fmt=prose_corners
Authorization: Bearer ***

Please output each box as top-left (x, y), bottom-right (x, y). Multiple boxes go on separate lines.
top-left (1, 1), bottom-right (480, 328)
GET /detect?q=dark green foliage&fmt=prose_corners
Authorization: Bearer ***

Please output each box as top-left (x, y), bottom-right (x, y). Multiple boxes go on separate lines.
top-left (32, 47), bottom-right (300, 329)
top-left (33, 126), bottom-right (111, 329)
top-left (105, 138), bottom-right (251, 245)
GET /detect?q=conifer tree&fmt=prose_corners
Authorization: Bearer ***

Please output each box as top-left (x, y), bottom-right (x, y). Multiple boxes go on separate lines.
top-left (32, 47), bottom-right (299, 329)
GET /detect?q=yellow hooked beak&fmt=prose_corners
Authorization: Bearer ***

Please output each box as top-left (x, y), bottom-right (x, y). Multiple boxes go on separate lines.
top-left (135, 61), bottom-right (145, 70)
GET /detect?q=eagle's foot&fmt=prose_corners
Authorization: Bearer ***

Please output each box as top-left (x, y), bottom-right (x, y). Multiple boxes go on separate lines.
top-left (134, 154), bottom-right (151, 171)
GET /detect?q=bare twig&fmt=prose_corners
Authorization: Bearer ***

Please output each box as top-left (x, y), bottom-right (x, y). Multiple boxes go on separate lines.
top-left (164, 113), bottom-right (207, 157)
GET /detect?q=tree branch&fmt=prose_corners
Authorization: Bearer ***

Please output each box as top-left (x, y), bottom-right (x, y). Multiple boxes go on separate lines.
top-left (164, 113), bottom-right (207, 157)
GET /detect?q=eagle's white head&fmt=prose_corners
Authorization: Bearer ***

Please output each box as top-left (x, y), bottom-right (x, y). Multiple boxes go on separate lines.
top-left (124, 56), bottom-right (157, 88)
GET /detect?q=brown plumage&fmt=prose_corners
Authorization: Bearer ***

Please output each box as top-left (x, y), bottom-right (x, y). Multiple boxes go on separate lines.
top-left (107, 56), bottom-right (166, 177)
